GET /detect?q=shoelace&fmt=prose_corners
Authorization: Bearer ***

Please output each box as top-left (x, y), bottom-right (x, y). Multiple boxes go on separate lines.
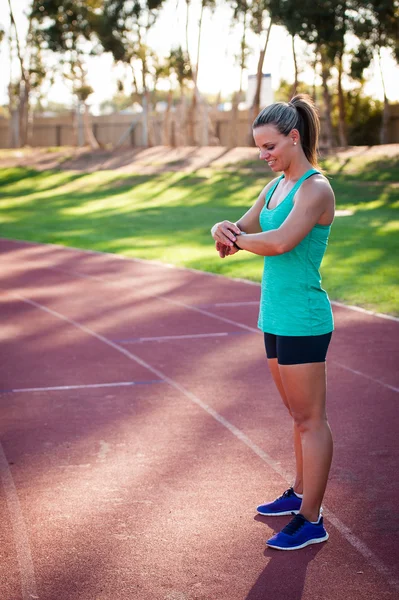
top-left (281, 514), bottom-right (307, 536)
top-left (277, 487), bottom-right (295, 500)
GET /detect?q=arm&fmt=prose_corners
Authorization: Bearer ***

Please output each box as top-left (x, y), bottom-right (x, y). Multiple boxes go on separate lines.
top-left (211, 177), bottom-right (279, 249)
top-left (235, 177), bottom-right (334, 256)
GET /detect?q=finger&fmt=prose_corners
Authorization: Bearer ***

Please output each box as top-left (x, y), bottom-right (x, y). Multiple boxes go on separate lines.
top-left (217, 231), bottom-right (236, 246)
top-left (225, 221), bottom-right (241, 236)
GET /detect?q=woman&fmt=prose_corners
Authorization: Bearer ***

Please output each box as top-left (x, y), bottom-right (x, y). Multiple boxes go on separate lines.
top-left (211, 94), bottom-right (335, 551)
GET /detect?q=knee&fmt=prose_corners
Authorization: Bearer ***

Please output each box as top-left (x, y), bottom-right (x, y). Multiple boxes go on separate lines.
top-left (292, 412), bottom-right (327, 434)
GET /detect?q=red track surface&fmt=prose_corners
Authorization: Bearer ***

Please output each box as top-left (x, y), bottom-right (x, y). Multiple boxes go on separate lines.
top-left (0, 238), bottom-right (398, 600)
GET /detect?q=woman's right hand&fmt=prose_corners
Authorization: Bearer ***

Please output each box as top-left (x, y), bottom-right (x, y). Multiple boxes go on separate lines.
top-left (211, 221), bottom-right (242, 247)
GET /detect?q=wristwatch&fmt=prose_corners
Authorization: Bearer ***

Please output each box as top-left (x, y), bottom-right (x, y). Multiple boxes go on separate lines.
top-left (233, 230), bottom-right (246, 250)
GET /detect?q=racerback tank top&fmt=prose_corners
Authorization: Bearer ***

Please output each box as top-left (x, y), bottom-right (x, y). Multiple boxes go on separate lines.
top-left (257, 168), bottom-right (334, 336)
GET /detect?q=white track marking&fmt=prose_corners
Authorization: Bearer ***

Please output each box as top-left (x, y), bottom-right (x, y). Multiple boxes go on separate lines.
top-left (1, 381), bottom-right (164, 394)
top-left (323, 509), bottom-right (399, 590)
top-left (141, 295), bottom-right (399, 394)
top-left (204, 301), bottom-right (259, 307)
top-left (333, 362), bottom-right (399, 393)
top-left (7, 289), bottom-right (399, 592)
top-left (33, 262), bottom-right (399, 394)
top-left (117, 332), bottom-right (250, 343)
top-left (4, 238), bottom-right (398, 322)
top-left (331, 300), bottom-right (399, 323)
top-left (5, 251), bottom-right (396, 392)
top-left (0, 443), bottom-right (38, 600)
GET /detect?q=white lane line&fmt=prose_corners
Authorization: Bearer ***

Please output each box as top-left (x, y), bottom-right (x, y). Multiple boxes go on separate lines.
top-left (333, 362), bottom-right (399, 393)
top-left (331, 300), bottom-right (399, 323)
top-left (197, 302), bottom-right (259, 308)
top-left (323, 509), bottom-right (399, 589)
top-left (7, 289), bottom-right (399, 592)
top-left (27, 261), bottom-right (399, 392)
top-left (156, 296), bottom-right (399, 393)
top-left (0, 443), bottom-right (39, 600)
top-left (34, 263), bottom-right (399, 393)
top-left (2, 238), bottom-right (399, 323)
top-left (11, 258), bottom-right (397, 393)
top-left (117, 332), bottom-right (252, 343)
top-left (0, 380), bottom-right (164, 394)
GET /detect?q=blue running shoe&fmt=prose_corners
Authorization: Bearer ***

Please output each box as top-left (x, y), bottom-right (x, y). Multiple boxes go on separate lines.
top-left (257, 487), bottom-right (302, 516)
top-left (266, 514), bottom-right (329, 550)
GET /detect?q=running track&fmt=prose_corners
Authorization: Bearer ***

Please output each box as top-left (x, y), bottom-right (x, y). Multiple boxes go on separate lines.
top-left (0, 238), bottom-right (398, 600)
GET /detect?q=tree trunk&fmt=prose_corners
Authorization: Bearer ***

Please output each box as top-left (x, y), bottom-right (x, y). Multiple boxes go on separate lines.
top-left (163, 88), bottom-right (173, 145)
top-left (249, 18), bottom-right (273, 145)
top-left (8, 0), bottom-right (31, 147)
top-left (187, 0), bottom-right (205, 146)
top-left (337, 51), bottom-right (347, 147)
top-left (320, 48), bottom-right (334, 150)
top-left (185, 0), bottom-right (190, 56)
top-left (229, 92), bottom-right (239, 149)
top-left (187, 92), bottom-right (196, 145)
top-left (200, 100), bottom-right (209, 146)
top-left (141, 93), bottom-right (149, 147)
top-left (19, 79), bottom-right (31, 146)
top-left (177, 94), bottom-right (188, 146)
top-left (312, 47), bottom-right (319, 102)
top-left (290, 34), bottom-right (298, 99)
top-left (378, 48), bottom-right (389, 145)
top-left (239, 9), bottom-right (248, 98)
top-left (252, 18), bottom-right (272, 116)
top-left (9, 108), bottom-right (19, 148)
top-left (82, 102), bottom-right (100, 149)
top-left (194, 0), bottom-right (204, 88)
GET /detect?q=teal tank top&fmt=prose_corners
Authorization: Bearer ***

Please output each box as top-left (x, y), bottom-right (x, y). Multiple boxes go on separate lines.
top-left (258, 168), bottom-right (334, 336)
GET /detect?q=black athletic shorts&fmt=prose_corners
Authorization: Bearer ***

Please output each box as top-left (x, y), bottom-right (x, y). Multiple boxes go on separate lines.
top-left (264, 331), bottom-right (332, 365)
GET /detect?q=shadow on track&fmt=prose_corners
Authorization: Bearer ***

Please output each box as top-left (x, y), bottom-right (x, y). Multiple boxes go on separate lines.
top-left (246, 516), bottom-right (325, 600)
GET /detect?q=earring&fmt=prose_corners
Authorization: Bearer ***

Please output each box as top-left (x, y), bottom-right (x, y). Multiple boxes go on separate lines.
top-left (293, 142), bottom-right (297, 146)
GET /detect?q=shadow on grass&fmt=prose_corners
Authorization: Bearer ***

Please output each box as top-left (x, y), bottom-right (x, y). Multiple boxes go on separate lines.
top-left (0, 164), bottom-right (398, 313)
top-left (323, 155), bottom-right (399, 182)
top-left (0, 167), bottom-right (88, 198)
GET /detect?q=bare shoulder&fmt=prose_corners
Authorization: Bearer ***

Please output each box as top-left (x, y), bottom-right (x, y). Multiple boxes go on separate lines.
top-left (297, 173), bottom-right (335, 207)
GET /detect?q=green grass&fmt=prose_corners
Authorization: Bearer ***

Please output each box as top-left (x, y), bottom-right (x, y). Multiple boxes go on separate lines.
top-left (0, 154), bottom-right (398, 315)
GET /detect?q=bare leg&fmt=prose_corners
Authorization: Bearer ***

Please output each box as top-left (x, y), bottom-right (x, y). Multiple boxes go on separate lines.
top-left (267, 358), bottom-right (303, 494)
top-left (279, 362), bottom-right (333, 522)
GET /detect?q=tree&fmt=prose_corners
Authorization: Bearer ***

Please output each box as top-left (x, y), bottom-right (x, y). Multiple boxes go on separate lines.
top-left (31, 0), bottom-right (103, 148)
top-left (168, 45), bottom-right (193, 145)
top-left (249, 0), bottom-right (273, 123)
top-left (349, 0), bottom-right (399, 144)
top-left (98, 0), bottom-right (166, 146)
top-left (7, 0), bottom-right (48, 147)
top-left (229, 1), bottom-right (273, 145)
top-left (228, 0), bottom-right (251, 147)
top-left (188, 0), bottom-right (217, 146)
top-left (268, 0), bottom-right (351, 148)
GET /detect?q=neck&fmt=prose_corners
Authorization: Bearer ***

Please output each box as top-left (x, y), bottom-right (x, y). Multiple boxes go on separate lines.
top-left (283, 157), bottom-right (314, 182)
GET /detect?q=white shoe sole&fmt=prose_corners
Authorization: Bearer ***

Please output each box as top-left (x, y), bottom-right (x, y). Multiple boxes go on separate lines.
top-left (257, 509), bottom-right (300, 516)
top-left (257, 506), bottom-right (323, 517)
top-left (267, 532), bottom-right (329, 551)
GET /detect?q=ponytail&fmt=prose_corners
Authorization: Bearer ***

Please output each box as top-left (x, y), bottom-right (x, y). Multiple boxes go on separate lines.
top-left (253, 94), bottom-right (321, 168)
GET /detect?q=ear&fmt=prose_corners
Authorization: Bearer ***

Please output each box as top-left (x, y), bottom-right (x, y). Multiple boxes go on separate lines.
top-left (290, 128), bottom-right (300, 145)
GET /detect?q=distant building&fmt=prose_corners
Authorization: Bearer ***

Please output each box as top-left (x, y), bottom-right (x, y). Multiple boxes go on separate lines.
top-left (246, 74), bottom-right (273, 109)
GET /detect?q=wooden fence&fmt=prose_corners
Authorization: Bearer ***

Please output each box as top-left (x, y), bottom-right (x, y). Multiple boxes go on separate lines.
top-left (1, 105), bottom-right (398, 149)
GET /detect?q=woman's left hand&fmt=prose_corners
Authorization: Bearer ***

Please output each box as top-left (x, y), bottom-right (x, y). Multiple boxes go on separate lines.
top-left (216, 241), bottom-right (239, 258)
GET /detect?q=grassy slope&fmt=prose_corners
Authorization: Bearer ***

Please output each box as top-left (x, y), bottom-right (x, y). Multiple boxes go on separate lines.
top-left (0, 152), bottom-right (398, 315)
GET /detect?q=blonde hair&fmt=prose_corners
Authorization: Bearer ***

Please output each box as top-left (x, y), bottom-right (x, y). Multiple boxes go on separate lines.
top-left (253, 94), bottom-right (321, 168)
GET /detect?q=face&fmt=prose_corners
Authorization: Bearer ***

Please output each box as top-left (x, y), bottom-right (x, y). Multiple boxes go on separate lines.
top-left (253, 124), bottom-right (297, 172)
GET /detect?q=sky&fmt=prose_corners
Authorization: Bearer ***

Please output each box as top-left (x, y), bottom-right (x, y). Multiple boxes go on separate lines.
top-left (1, 0), bottom-right (399, 113)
